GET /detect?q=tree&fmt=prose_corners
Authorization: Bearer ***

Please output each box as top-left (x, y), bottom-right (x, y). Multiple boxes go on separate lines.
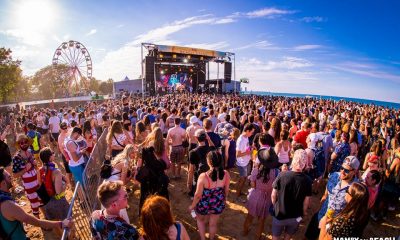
top-left (0, 48), bottom-right (22, 103)
top-left (98, 78), bottom-right (113, 95)
top-left (88, 77), bottom-right (100, 93)
top-left (31, 64), bottom-right (73, 99)
top-left (10, 76), bottom-right (33, 102)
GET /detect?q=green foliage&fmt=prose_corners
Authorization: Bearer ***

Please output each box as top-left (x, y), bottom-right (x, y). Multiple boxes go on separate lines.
top-left (31, 64), bottom-right (72, 99)
top-left (98, 78), bottom-right (113, 95)
top-left (0, 48), bottom-right (22, 103)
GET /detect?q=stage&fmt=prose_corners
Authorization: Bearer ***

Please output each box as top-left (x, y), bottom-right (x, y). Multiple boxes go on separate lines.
top-left (141, 43), bottom-right (238, 96)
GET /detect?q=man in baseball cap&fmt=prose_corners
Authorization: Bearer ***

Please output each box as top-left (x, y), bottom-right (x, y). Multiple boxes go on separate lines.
top-left (307, 155), bottom-right (359, 239)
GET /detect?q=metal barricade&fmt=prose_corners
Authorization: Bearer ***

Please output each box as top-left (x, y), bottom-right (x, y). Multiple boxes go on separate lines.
top-left (82, 127), bottom-right (108, 211)
top-left (61, 128), bottom-right (109, 240)
top-left (61, 182), bottom-right (92, 240)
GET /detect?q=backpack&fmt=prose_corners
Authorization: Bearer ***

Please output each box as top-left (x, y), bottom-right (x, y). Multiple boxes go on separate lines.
top-left (0, 140), bottom-right (12, 168)
top-left (312, 144), bottom-right (326, 179)
top-left (31, 132), bottom-right (40, 152)
top-left (100, 158), bottom-right (121, 179)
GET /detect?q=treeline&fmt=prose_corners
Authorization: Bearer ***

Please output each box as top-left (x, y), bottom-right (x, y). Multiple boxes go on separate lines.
top-left (0, 47), bottom-right (113, 103)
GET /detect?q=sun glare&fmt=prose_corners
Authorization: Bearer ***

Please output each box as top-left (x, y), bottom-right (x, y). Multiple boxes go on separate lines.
top-left (15, 0), bottom-right (56, 31)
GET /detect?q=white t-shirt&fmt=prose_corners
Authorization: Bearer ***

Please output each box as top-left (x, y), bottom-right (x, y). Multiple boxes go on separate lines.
top-left (308, 132), bottom-right (323, 149)
top-left (49, 116), bottom-right (60, 133)
top-left (236, 135), bottom-right (251, 167)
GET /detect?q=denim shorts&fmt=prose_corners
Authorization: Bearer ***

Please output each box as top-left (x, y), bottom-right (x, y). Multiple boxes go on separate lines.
top-left (236, 163), bottom-right (249, 177)
top-left (272, 217), bottom-right (300, 236)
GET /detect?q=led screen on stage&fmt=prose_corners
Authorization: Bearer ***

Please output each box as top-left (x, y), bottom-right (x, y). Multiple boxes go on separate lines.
top-left (157, 72), bottom-right (192, 90)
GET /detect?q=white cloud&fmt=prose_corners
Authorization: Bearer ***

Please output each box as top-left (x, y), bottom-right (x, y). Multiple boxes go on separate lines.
top-left (86, 29), bottom-right (97, 36)
top-left (293, 44), bottom-right (322, 51)
top-left (237, 56), bottom-right (313, 72)
top-left (184, 41), bottom-right (229, 51)
top-left (246, 7), bottom-right (295, 18)
top-left (301, 16), bottom-right (325, 23)
top-left (235, 40), bottom-right (276, 51)
top-left (0, 29), bottom-right (45, 46)
top-left (117, 24), bottom-right (124, 28)
top-left (214, 18), bottom-right (236, 24)
top-left (332, 63), bottom-right (400, 84)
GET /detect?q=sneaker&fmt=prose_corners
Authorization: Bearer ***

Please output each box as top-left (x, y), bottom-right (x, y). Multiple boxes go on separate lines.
top-left (388, 206), bottom-right (396, 211)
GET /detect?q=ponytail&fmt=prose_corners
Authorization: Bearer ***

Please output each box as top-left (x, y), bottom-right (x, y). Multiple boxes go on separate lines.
top-left (208, 150), bottom-right (225, 182)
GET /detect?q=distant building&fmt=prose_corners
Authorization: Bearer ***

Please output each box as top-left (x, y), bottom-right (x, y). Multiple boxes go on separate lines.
top-left (113, 76), bottom-right (143, 98)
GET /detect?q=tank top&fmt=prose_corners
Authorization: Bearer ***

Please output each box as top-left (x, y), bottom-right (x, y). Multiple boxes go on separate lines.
top-left (277, 143), bottom-right (290, 164)
top-left (39, 166), bottom-right (56, 197)
top-left (0, 206), bottom-right (26, 239)
top-left (64, 137), bottom-right (85, 167)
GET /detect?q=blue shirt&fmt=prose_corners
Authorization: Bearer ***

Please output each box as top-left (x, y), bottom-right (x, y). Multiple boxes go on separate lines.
top-left (318, 172), bottom-right (358, 221)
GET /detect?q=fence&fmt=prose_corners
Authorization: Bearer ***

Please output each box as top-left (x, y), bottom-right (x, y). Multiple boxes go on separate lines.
top-left (61, 128), bottom-right (109, 239)
top-left (60, 182), bottom-right (92, 240)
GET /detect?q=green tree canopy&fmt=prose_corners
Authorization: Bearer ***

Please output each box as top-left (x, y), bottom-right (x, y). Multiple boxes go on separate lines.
top-left (0, 48), bottom-right (22, 103)
top-left (31, 64), bottom-right (73, 99)
top-left (98, 78), bottom-right (113, 95)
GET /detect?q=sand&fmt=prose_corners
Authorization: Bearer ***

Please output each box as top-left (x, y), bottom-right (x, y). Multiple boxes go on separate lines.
top-left (20, 164), bottom-right (399, 240)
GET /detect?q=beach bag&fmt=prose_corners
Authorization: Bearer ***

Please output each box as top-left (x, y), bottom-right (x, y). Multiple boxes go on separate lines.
top-left (0, 140), bottom-right (12, 168)
top-left (100, 158), bottom-right (121, 179)
top-left (312, 143), bottom-right (326, 179)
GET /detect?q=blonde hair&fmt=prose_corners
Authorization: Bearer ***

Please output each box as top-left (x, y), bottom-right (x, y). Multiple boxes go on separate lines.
top-left (112, 144), bottom-right (135, 166)
top-left (107, 120), bottom-right (123, 145)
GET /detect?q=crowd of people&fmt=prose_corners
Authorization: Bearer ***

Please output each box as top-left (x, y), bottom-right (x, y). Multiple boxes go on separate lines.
top-left (0, 92), bottom-right (399, 239)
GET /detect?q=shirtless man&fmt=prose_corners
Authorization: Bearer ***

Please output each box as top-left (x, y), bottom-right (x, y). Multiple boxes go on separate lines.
top-left (186, 116), bottom-right (203, 151)
top-left (166, 108), bottom-right (177, 130)
top-left (166, 117), bottom-right (187, 179)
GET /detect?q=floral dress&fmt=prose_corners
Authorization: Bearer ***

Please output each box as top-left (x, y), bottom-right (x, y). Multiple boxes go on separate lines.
top-left (195, 173), bottom-right (227, 215)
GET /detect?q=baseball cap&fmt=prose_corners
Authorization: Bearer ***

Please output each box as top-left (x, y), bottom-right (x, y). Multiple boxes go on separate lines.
top-left (190, 116), bottom-right (199, 125)
top-left (367, 155), bottom-right (379, 163)
top-left (343, 156), bottom-right (360, 170)
top-left (218, 113), bottom-right (227, 122)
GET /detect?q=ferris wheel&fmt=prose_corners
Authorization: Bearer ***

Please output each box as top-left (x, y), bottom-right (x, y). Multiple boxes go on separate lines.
top-left (52, 40), bottom-right (92, 95)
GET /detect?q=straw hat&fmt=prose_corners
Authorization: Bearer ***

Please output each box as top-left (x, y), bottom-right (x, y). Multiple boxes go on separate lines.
top-left (15, 134), bottom-right (33, 149)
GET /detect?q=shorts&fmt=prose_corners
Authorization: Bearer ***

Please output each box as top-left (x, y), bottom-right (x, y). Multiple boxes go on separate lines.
top-left (62, 154), bottom-right (71, 173)
top-left (169, 145), bottom-right (185, 164)
top-left (50, 133), bottom-right (59, 142)
top-left (43, 197), bottom-right (69, 220)
top-left (236, 163), bottom-right (249, 177)
top-left (272, 217), bottom-right (300, 237)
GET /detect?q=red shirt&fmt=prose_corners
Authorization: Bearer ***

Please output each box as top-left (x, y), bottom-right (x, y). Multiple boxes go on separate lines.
top-left (293, 130), bottom-right (309, 149)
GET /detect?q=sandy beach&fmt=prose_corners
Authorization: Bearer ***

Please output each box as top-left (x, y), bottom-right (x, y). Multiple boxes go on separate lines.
top-left (20, 161), bottom-right (400, 239)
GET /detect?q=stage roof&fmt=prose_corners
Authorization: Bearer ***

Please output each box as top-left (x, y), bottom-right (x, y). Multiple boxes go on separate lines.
top-left (142, 43), bottom-right (234, 59)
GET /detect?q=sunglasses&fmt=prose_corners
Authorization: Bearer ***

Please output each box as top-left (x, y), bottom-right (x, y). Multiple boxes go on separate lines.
top-left (19, 140), bottom-right (29, 145)
top-left (340, 166), bottom-right (354, 174)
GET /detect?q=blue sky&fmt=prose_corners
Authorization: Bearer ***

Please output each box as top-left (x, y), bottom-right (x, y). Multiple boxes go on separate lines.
top-left (1, 0), bottom-right (400, 102)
